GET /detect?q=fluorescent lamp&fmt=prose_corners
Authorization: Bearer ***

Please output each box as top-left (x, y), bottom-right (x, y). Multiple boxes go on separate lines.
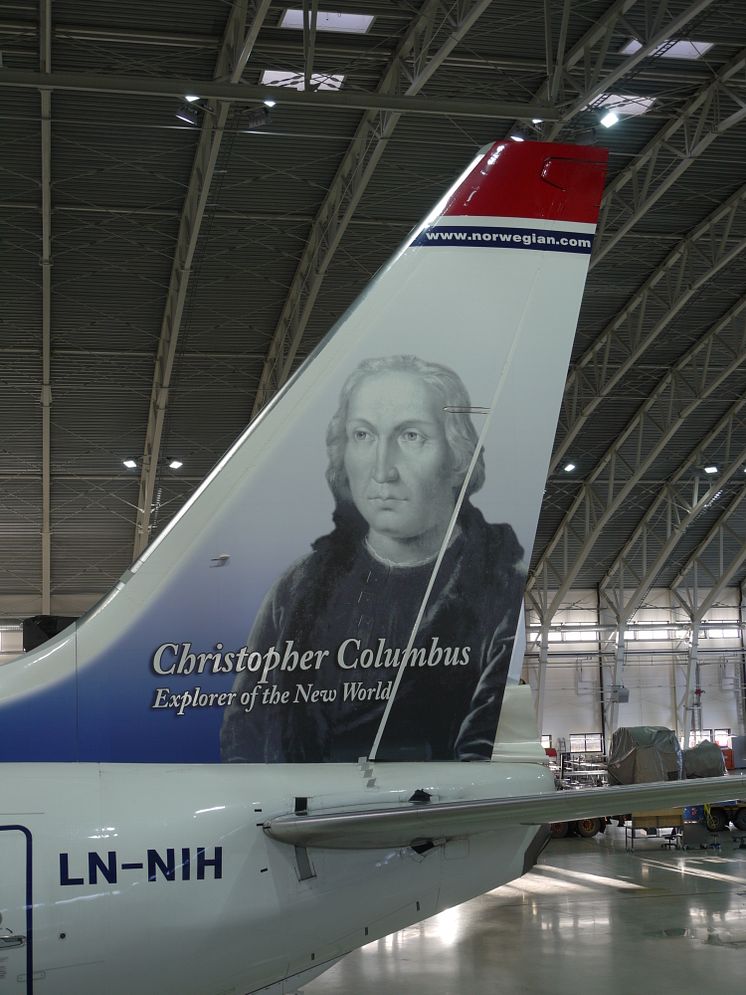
top-left (621, 38), bottom-right (713, 60)
top-left (123, 459), bottom-right (138, 469)
top-left (564, 463), bottom-right (576, 472)
top-left (260, 69), bottom-right (344, 91)
top-left (168, 460), bottom-right (183, 470)
top-left (175, 105), bottom-right (199, 125)
top-left (704, 465), bottom-right (718, 474)
top-left (600, 111), bottom-right (619, 128)
top-left (280, 9), bottom-right (374, 33)
top-left (237, 106), bottom-right (271, 129)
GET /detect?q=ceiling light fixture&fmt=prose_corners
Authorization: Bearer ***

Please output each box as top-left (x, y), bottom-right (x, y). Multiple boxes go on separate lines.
top-left (175, 104), bottom-right (200, 125)
top-left (123, 459), bottom-right (138, 469)
top-left (704, 465), bottom-right (718, 474)
top-left (236, 106), bottom-right (271, 130)
top-left (600, 111), bottom-right (619, 128)
top-left (564, 463), bottom-right (576, 472)
top-left (168, 459), bottom-right (183, 470)
top-left (184, 94), bottom-right (200, 103)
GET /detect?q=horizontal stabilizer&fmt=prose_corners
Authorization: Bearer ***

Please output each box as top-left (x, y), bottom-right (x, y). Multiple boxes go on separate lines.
top-left (264, 773), bottom-right (746, 849)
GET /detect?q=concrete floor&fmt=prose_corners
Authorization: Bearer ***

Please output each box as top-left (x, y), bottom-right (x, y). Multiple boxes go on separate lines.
top-left (304, 827), bottom-right (746, 994)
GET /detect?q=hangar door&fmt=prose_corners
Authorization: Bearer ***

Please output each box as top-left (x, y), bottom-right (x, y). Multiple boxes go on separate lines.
top-left (0, 826), bottom-right (33, 994)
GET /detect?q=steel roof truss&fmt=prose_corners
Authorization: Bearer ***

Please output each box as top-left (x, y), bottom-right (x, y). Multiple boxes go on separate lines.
top-left (593, 46), bottom-right (746, 263)
top-left (600, 399), bottom-right (746, 622)
top-left (553, 182), bottom-right (746, 473)
top-left (250, 0), bottom-right (497, 417)
top-left (670, 489), bottom-right (746, 621)
top-left (132, 0), bottom-right (271, 559)
top-left (531, 294), bottom-right (746, 617)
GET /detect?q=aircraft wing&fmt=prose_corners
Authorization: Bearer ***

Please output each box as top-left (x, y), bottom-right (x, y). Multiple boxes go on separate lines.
top-left (264, 773), bottom-right (746, 849)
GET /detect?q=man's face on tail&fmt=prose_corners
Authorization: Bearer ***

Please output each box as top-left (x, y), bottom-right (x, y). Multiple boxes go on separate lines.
top-left (343, 370), bottom-right (460, 559)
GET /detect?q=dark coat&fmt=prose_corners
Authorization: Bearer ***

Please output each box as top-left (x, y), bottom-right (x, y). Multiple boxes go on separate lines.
top-left (221, 502), bottom-right (525, 763)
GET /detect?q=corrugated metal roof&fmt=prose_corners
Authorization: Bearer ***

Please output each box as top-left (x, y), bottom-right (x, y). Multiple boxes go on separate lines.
top-left (3, 0), bottom-right (746, 618)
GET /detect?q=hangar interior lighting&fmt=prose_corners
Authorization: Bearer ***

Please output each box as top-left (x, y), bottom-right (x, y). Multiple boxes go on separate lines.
top-left (184, 94), bottom-right (200, 103)
top-left (235, 106), bottom-right (271, 130)
top-left (563, 462), bottom-right (576, 472)
top-left (600, 111), bottom-right (619, 128)
top-left (175, 104), bottom-right (200, 125)
top-left (704, 464), bottom-right (718, 474)
top-left (260, 69), bottom-right (345, 90)
top-left (280, 9), bottom-right (374, 33)
top-left (122, 459), bottom-right (138, 469)
top-left (168, 460), bottom-right (183, 470)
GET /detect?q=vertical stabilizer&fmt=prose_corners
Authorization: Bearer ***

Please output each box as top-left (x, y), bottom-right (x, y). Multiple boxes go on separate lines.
top-left (0, 141), bottom-right (606, 763)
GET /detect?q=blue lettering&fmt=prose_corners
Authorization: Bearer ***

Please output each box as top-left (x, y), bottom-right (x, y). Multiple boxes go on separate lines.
top-left (88, 850), bottom-right (117, 884)
top-left (59, 853), bottom-right (84, 886)
top-left (147, 847), bottom-right (176, 882)
top-left (196, 846), bottom-right (223, 880)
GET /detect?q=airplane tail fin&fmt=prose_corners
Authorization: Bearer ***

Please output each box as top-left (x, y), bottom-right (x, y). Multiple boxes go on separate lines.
top-left (0, 141), bottom-right (606, 763)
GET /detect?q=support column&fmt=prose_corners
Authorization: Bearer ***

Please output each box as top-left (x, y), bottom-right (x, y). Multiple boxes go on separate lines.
top-left (536, 622), bottom-right (550, 733)
top-left (683, 624), bottom-right (700, 747)
top-left (606, 625), bottom-right (626, 736)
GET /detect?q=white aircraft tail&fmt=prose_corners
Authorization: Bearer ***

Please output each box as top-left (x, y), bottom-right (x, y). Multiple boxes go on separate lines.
top-left (0, 141), bottom-right (606, 763)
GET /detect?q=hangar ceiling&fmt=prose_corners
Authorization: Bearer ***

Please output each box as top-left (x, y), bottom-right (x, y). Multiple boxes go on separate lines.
top-left (2, 0), bottom-right (746, 625)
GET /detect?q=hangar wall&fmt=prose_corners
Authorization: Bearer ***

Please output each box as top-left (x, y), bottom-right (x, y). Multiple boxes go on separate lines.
top-left (525, 587), bottom-right (746, 748)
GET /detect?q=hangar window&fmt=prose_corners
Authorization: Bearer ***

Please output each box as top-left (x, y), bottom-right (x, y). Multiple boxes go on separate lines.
top-left (261, 70), bottom-right (345, 91)
top-left (687, 729), bottom-right (730, 747)
top-left (569, 733), bottom-right (604, 753)
top-left (280, 10), bottom-right (375, 33)
top-left (620, 39), bottom-right (714, 60)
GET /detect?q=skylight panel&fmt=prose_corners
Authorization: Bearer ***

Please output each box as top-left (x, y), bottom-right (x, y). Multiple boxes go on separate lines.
top-left (621, 38), bottom-right (713, 60)
top-left (594, 93), bottom-right (656, 117)
top-left (260, 69), bottom-right (345, 91)
top-left (280, 9), bottom-right (374, 33)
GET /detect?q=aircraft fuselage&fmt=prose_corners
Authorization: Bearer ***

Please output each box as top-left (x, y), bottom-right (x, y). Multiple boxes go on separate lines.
top-left (0, 761), bottom-right (551, 995)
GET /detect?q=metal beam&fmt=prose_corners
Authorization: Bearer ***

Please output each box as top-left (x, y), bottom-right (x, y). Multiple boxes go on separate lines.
top-left (599, 400), bottom-right (746, 624)
top-left (0, 18), bottom-right (737, 85)
top-left (593, 46), bottom-right (746, 263)
top-left (528, 282), bottom-right (746, 617)
top-left (132, 1), bottom-right (271, 559)
top-left (670, 488), bottom-right (746, 621)
top-left (552, 181), bottom-right (746, 475)
top-left (508, 0), bottom-right (641, 139)
top-left (250, 0), bottom-right (497, 416)
top-left (39, 0), bottom-right (52, 614)
top-left (546, 0), bottom-right (716, 138)
top-left (0, 67), bottom-right (557, 120)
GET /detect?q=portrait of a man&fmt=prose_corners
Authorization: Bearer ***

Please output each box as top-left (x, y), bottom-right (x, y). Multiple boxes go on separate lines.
top-left (220, 354), bottom-right (526, 763)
